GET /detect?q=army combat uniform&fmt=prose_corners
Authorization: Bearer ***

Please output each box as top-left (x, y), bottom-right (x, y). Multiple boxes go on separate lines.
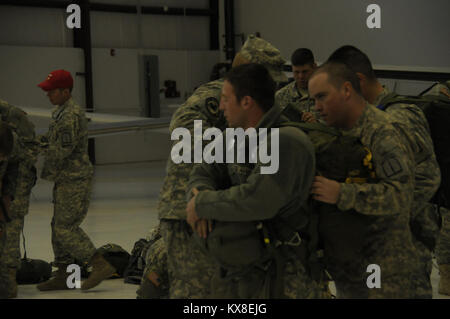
top-left (188, 106), bottom-right (324, 299)
top-left (0, 131), bottom-right (29, 298)
top-left (321, 103), bottom-right (418, 298)
top-left (0, 99), bottom-right (38, 298)
top-left (136, 225), bottom-right (169, 299)
top-left (275, 81), bottom-right (318, 119)
top-left (39, 97), bottom-right (96, 269)
top-left (157, 35), bottom-right (288, 298)
top-left (158, 79), bottom-right (226, 298)
top-left (375, 87), bottom-right (441, 298)
top-left (421, 80), bottom-right (450, 295)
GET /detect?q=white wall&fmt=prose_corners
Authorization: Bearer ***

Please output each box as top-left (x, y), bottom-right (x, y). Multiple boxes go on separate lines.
top-left (0, 1), bottom-right (221, 164)
top-left (232, 0), bottom-right (450, 72)
top-left (0, 46), bottom-right (86, 108)
top-left (0, 45), bottom-right (219, 165)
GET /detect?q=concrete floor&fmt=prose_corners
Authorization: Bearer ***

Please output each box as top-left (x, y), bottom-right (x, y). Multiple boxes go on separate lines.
top-left (12, 161), bottom-right (450, 299)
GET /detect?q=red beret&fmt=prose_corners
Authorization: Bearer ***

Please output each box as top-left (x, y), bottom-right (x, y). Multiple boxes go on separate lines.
top-left (38, 69), bottom-right (73, 91)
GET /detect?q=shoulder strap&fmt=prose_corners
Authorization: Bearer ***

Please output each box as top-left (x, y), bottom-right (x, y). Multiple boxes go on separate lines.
top-left (279, 121), bottom-right (341, 136)
top-left (419, 82), bottom-right (440, 96)
top-left (377, 92), bottom-right (402, 110)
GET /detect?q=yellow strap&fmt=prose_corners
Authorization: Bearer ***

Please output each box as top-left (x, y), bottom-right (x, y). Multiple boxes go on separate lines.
top-left (345, 177), bottom-right (368, 184)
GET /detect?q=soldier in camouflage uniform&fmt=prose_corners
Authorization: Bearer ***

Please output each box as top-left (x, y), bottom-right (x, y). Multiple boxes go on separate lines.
top-left (275, 48), bottom-right (318, 122)
top-left (309, 62), bottom-right (418, 298)
top-left (422, 80), bottom-right (450, 295)
top-left (0, 123), bottom-right (19, 298)
top-left (328, 46), bottom-right (442, 298)
top-left (35, 70), bottom-right (113, 291)
top-left (158, 35), bottom-right (288, 298)
top-left (137, 233), bottom-right (169, 299)
top-left (187, 63), bottom-right (324, 299)
top-left (0, 99), bottom-right (38, 298)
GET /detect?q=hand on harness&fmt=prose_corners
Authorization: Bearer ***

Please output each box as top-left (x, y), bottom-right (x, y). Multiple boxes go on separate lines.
top-left (301, 111), bottom-right (317, 123)
top-left (186, 187), bottom-right (213, 239)
top-left (310, 176), bottom-right (341, 204)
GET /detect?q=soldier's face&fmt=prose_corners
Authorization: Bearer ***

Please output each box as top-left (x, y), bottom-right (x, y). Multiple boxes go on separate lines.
top-left (47, 88), bottom-right (70, 106)
top-left (220, 81), bottom-right (247, 128)
top-left (309, 73), bottom-right (347, 128)
top-left (292, 64), bottom-right (316, 90)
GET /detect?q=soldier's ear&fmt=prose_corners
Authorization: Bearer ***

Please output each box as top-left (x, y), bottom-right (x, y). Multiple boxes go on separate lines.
top-left (62, 88), bottom-right (71, 96)
top-left (240, 96), bottom-right (252, 109)
top-left (342, 81), bottom-right (352, 99)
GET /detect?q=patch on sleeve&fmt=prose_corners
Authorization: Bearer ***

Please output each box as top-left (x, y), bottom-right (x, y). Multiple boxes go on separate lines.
top-left (382, 158), bottom-right (403, 177)
top-left (205, 97), bottom-right (219, 116)
top-left (61, 131), bottom-right (72, 147)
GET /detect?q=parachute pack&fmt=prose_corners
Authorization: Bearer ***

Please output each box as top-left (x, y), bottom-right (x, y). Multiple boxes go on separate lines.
top-left (280, 106), bottom-right (378, 281)
top-left (377, 89), bottom-right (450, 209)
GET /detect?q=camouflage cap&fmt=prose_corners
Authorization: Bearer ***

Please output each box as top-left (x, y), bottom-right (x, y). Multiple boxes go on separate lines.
top-left (237, 34), bottom-right (288, 83)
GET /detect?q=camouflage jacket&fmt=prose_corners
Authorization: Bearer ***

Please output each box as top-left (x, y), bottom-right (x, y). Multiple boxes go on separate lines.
top-left (0, 132), bottom-right (29, 199)
top-left (39, 98), bottom-right (93, 182)
top-left (0, 99), bottom-right (38, 166)
top-left (337, 103), bottom-right (415, 219)
top-left (275, 81), bottom-right (318, 118)
top-left (158, 79), bottom-right (226, 220)
top-left (374, 87), bottom-right (441, 203)
top-left (188, 106), bottom-right (316, 222)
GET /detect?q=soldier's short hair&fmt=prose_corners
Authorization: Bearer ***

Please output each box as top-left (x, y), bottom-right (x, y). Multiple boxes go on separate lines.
top-left (0, 122), bottom-right (13, 157)
top-left (312, 62), bottom-right (363, 96)
top-left (327, 45), bottom-right (377, 81)
top-left (224, 63), bottom-right (276, 112)
top-left (291, 48), bottom-right (315, 66)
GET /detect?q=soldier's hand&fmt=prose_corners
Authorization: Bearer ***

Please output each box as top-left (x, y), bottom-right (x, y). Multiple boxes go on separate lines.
top-left (311, 176), bottom-right (341, 204)
top-left (195, 219), bottom-right (213, 239)
top-left (186, 188), bottom-right (200, 231)
top-left (302, 112), bottom-right (317, 123)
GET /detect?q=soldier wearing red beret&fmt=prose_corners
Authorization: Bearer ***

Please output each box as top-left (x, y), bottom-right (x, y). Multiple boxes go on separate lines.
top-left (36, 70), bottom-right (115, 291)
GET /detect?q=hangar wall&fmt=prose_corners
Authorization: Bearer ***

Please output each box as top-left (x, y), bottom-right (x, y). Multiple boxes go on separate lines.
top-left (0, 1), bottom-right (220, 165)
top-left (232, 0), bottom-right (450, 72)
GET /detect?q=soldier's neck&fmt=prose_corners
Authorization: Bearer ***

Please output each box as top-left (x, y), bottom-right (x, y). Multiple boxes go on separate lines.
top-left (366, 81), bottom-right (384, 105)
top-left (58, 96), bottom-right (72, 107)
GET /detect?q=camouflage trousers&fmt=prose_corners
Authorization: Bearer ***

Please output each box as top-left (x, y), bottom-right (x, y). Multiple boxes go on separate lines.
top-left (410, 238), bottom-right (432, 299)
top-left (327, 238), bottom-right (417, 298)
top-left (160, 219), bottom-right (216, 299)
top-left (0, 221), bottom-right (7, 298)
top-left (437, 207), bottom-right (450, 265)
top-left (0, 218), bottom-right (23, 297)
top-left (0, 216), bottom-right (24, 269)
top-left (0, 220), bottom-right (5, 260)
top-left (51, 178), bottom-right (96, 265)
top-left (211, 257), bottom-right (326, 299)
top-left (0, 166), bottom-right (36, 270)
top-left (137, 236), bottom-right (169, 299)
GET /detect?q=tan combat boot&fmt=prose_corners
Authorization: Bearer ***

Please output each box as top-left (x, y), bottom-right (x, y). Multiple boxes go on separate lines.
top-left (37, 265), bottom-right (70, 291)
top-left (439, 264), bottom-right (450, 296)
top-left (81, 253), bottom-right (116, 291)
